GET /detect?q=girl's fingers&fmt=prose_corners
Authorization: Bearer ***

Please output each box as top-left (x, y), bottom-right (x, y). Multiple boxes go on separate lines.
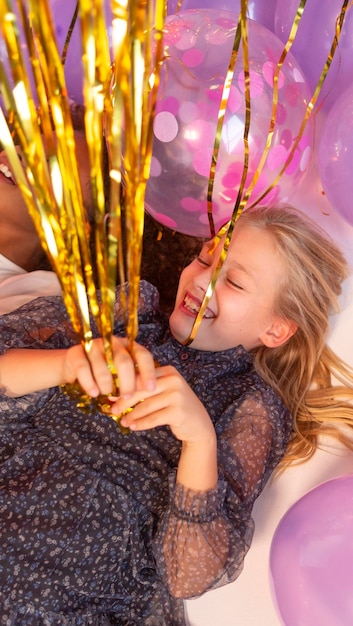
top-left (111, 338), bottom-right (157, 398)
top-left (84, 343), bottom-right (115, 396)
top-left (131, 343), bottom-right (157, 392)
top-left (66, 337), bottom-right (157, 399)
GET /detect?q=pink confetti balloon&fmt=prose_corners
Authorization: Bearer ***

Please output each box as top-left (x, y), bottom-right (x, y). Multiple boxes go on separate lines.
top-left (270, 474), bottom-right (353, 626)
top-left (145, 9), bottom-right (314, 237)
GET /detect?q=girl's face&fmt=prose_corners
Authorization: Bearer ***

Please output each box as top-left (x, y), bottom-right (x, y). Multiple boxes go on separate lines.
top-left (169, 223), bottom-right (288, 352)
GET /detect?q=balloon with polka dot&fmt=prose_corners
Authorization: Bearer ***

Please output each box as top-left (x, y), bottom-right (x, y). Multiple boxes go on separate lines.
top-left (145, 9), bottom-right (314, 237)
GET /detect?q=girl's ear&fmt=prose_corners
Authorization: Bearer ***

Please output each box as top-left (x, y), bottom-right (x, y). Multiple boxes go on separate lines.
top-left (260, 318), bottom-right (298, 348)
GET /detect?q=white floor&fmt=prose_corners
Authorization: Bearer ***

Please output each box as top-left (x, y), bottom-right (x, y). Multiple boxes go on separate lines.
top-left (185, 117), bottom-right (353, 625)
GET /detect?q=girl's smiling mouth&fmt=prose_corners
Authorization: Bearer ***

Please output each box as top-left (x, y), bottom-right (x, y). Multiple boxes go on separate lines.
top-left (182, 293), bottom-right (215, 319)
top-left (0, 161), bottom-right (16, 186)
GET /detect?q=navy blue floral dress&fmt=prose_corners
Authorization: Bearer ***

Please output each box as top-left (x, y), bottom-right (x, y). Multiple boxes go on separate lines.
top-left (0, 282), bottom-right (292, 625)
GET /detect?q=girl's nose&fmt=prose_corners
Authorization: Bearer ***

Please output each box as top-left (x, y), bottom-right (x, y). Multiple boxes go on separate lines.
top-left (194, 262), bottom-right (220, 299)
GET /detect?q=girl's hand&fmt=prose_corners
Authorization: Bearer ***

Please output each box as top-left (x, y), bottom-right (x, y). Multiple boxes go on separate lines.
top-left (62, 336), bottom-right (157, 399)
top-left (111, 365), bottom-right (215, 445)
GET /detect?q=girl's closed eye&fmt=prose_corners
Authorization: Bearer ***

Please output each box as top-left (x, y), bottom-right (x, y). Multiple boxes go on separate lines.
top-left (196, 254), bottom-right (212, 267)
top-left (226, 274), bottom-right (246, 290)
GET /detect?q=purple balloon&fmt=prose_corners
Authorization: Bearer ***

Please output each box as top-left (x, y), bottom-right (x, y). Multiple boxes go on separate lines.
top-left (318, 85), bottom-right (353, 227)
top-left (49, 0), bottom-right (112, 104)
top-left (275, 0), bottom-right (353, 111)
top-left (247, 0), bottom-right (278, 32)
top-left (0, 2), bottom-right (112, 107)
top-left (270, 474), bottom-right (353, 626)
top-left (168, 0), bottom-right (278, 31)
top-left (145, 9), bottom-right (314, 237)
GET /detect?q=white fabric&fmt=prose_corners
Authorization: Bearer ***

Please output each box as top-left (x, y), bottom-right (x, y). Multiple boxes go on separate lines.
top-left (0, 254), bottom-right (61, 315)
top-left (0, 253), bottom-right (27, 283)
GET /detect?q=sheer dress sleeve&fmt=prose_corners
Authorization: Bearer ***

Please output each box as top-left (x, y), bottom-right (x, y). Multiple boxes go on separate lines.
top-left (153, 389), bottom-right (291, 599)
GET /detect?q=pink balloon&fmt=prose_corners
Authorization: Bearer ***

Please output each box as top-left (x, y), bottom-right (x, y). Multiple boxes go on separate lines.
top-left (270, 474), bottom-right (353, 626)
top-left (318, 85), bottom-right (353, 227)
top-left (145, 9), bottom-right (314, 237)
top-left (274, 0), bottom-right (353, 112)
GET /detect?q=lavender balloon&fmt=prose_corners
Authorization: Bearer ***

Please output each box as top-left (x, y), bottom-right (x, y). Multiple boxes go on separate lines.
top-left (145, 9), bottom-right (313, 237)
top-left (318, 85), bottom-right (353, 227)
top-left (49, 0), bottom-right (113, 104)
top-left (270, 474), bottom-right (353, 626)
top-left (275, 0), bottom-right (353, 112)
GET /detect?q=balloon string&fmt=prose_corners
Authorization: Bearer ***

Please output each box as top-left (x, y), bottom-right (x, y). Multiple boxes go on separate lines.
top-left (0, 0), bottom-right (167, 423)
top-left (187, 0), bottom-right (251, 345)
top-left (61, 1), bottom-right (79, 66)
top-left (79, 0), bottom-right (115, 371)
top-left (240, 0), bottom-right (307, 209)
top-left (206, 16), bottom-right (242, 239)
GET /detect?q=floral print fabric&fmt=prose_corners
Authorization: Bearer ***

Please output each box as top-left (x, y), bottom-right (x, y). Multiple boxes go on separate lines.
top-left (0, 282), bottom-right (292, 624)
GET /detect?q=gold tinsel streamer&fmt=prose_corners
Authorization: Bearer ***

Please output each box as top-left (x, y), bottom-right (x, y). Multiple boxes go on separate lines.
top-left (0, 0), bottom-right (94, 348)
top-left (108, 0), bottom-right (166, 354)
top-left (0, 0), bottom-right (165, 427)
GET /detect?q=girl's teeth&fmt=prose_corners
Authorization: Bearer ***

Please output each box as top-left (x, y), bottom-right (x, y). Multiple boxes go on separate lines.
top-left (184, 295), bottom-right (199, 313)
top-left (0, 164), bottom-right (13, 179)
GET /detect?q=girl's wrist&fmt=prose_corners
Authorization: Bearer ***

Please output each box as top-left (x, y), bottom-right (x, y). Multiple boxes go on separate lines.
top-left (177, 433), bottom-right (218, 491)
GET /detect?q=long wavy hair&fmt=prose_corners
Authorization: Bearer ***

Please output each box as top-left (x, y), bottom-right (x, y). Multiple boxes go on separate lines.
top-left (237, 205), bottom-right (353, 466)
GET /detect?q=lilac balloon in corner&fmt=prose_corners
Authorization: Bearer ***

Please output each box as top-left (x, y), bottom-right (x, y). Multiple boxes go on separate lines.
top-left (318, 85), bottom-right (353, 227)
top-left (275, 0), bottom-right (353, 112)
top-left (145, 9), bottom-right (314, 237)
top-left (270, 474), bottom-right (353, 626)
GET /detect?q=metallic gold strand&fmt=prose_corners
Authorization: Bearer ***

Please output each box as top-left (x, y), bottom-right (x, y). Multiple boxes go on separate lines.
top-left (110, 0), bottom-right (166, 354)
top-left (206, 17), bottom-right (241, 238)
top-left (241, 0), bottom-right (307, 208)
top-left (79, 0), bottom-right (116, 369)
top-left (187, 0), bottom-right (251, 345)
top-left (61, 1), bottom-right (79, 65)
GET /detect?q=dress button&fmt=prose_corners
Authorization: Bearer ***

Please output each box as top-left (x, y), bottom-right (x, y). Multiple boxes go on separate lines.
top-left (180, 352), bottom-right (189, 361)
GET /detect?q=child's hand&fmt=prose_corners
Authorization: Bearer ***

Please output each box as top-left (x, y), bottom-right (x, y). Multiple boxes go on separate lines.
top-left (110, 365), bottom-right (215, 445)
top-left (63, 336), bottom-right (157, 399)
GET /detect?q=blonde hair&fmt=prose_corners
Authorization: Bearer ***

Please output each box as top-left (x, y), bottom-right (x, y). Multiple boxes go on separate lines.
top-left (237, 205), bottom-right (353, 466)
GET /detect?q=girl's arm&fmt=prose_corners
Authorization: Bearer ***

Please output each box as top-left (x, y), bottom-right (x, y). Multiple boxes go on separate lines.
top-left (114, 364), bottom-right (218, 491)
top-left (111, 376), bottom-right (280, 598)
top-left (0, 337), bottom-right (157, 399)
top-left (0, 348), bottom-right (68, 396)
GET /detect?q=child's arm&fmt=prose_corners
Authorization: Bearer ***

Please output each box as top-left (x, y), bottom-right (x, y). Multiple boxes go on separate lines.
top-left (0, 337), bottom-right (157, 399)
top-left (111, 365), bottom-right (218, 491)
top-left (0, 348), bottom-right (68, 396)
